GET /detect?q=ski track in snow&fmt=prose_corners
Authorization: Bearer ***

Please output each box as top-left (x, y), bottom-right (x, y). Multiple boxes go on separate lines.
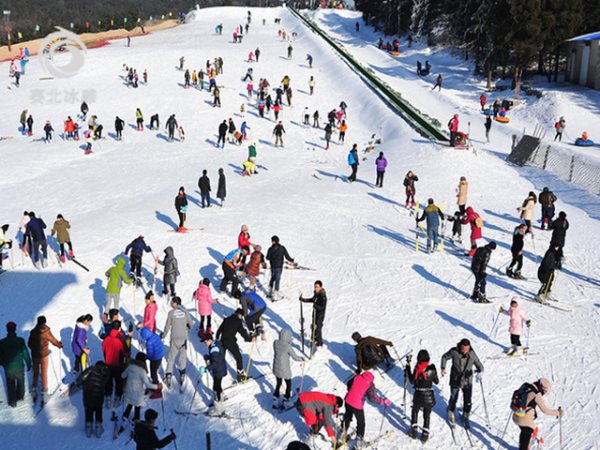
top-left (1, 5), bottom-right (599, 450)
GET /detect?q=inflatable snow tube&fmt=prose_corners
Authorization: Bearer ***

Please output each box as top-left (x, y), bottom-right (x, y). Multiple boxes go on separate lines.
top-left (391, 51), bottom-right (400, 56)
top-left (483, 109), bottom-right (494, 116)
top-left (495, 116), bottom-right (510, 123)
top-left (575, 138), bottom-right (594, 147)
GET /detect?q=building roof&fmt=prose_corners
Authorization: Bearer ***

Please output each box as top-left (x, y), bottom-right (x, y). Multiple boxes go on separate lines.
top-left (568, 31), bottom-right (600, 42)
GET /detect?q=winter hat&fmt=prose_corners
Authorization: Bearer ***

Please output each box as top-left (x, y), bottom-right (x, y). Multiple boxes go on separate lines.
top-left (460, 176), bottom-right (466, 181)
top-left (510, 296), bottom-right (520, 306)
top-left (36, 316), bottom-right (47, 326)
top-left (271, 235), bottom-right (280, 244)
top-left (6, 322), bottom-right (17, 332)
top-left (417, 349), bottom-right (430, 363)
top-left (351, 332), bottom-right (362, 343)
top-left (286, 442), bottom-right (311, 450)
top-left (543, 187), bottom-right (549, 192)
top-left (558, 211), bottom-right (567, 219)
top-left (144, 408), bottom-right (159, 421)
top-left (135, 352), bottom-right (147, 362)
top-left (458, 338), bottom-right (471, 348)
top-left (537, 378), bottom-right (552, 395)
top-left (1, 224), bottom-right (8, 233)
top-left (427, 198), bottom-right (434, 204)
top-left (487, 241), bottom-right (497, 250)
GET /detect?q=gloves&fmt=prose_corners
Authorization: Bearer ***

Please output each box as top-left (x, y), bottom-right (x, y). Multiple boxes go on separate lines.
top-left (170, 431), bottom-right (177, 440)
top-left (499, 306), bottom-right (505, 313)
top-left (199, 366), bottom-right (207, 374)
top-left (558, 407), bottom-right (563, 417)
top-left (475, 372), bottom-right (482, 383)
top-left (441, 368), bottom-right (447, 377)
top-left (526, 320), bottom-right (532, 328)
top-left (381, 399), bottom-right (392, 407)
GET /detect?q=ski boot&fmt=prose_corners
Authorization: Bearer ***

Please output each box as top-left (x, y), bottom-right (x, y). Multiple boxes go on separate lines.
top-left (507, 345), bottom-right (517, 356)
top-left (164, 373), bottom-right (172, 389)
top-left (514, 271), bottom-right (526, 280)
top-left (272, 396), bottom-right (282, 410)
top-left (470, 289), bottom-right (479, 301)
top-left (409, 425), bottom-right (418, 439)
top-left (433, 243), bottom-right (438, 252)
top-left (42, 259), bottom-right (48, 268)
top-left (421, 429), bottom-right (430, 443)
top-left (41, 390), bottom-right (49, 407)
top-left (95, 422), bottom-right (104, 438)
top-left (462, 412), bottom-right (470, 429)
top-left (506, 267), bottom-right (513, 278)
top-left (69, 249), bottom-right (74, 259)
top-left (448, 409), bottom-right (455, 424)
top-left (32, 388), bottom-right (38, 404)
top-left (236, 369), bottom-right (247, 382)
top-left (60, 255), bottom-right (66, 263)
top-left (206, 326), bottom-right (213, 337)
top-left (198, 327), bottom-right (206, 340)
top-left (477, 293), bottom-right (490, 304)
top-left (426, 245), bottom-right (432, 254)
top-left (85, 422), bottom-right (94, 438)
top-left (282, 397), bottom-right (294, 410)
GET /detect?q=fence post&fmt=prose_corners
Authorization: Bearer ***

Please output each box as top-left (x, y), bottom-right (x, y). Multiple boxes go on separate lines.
top-left (542, 146), bottom-right (550, 170)
top-left (569, 155), bottom-right (576, 182)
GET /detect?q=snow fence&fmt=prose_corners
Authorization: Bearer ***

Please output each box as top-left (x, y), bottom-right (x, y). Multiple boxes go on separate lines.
top-left (290, 7), bottom-right (448, 142)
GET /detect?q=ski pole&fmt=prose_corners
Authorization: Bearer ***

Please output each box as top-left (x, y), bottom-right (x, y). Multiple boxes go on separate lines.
top-left (378, 403), bottom-right (388, 436)
top-left (497, 409), bottom-right (512, 450)
top-left (171, 428), bottom-right (178, 450)
top-left (451, 273), bottom-right (473, 301)
top-left (299, 360), bottom-right (306, 393)
top-left (559, 407), bottom-right (563, 449)
top-left (489, 310), bottom-right (502, 339)
top-left (479, 378), bottom-right (491, 428)
top-left (160, 394), bottom-right (166, 431)
top-left (206, 432), bottom-right (211, 450)
top-left (244, 341), bottom-right (255, 382)
top-left (525, 325), bottom-right (531, 361)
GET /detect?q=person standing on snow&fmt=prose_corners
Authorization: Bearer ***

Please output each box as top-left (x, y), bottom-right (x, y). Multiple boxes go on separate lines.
top-left (165, 115), bottom-right (178, 141)
top-left (479, 93), bottom-right (487, 111)
top-left (266, 235), bottom-right (294, 299)
top-left (44, 121), bottom-right (54, 142)
top-left (403, 171), bottom-right (419, 208)
top-left (287, 44), bottom-right (293, 58)
top-left (138, 327), bottom-right (163, 386)
top-left (156, 247), bottom-right (178, 298)
top-left (448, 114), bottom-right (459, 147)
top-left (124, 236), bottom-right (152, 285)
top-left (25, 211), bottom-right (48, 269)
top-left (217, 120), bottom-right (228, 148)
top-left (273, 121), bottom-right (286, 147)
top-left (105, 257), bottom-right (134, 311)
top-left (432, 74), bottom-right (443, 91)
top-left (538, 187), bottom-right (557, 230)
top-left (306, 54), bottom-right (313, 68)
top-left (553, 117), bottom-right (566, 142)
top-left (416, 198), bottom-right (445, 253)
top-left (77, 360), bottom-right (110, 438)
top-left (217, 168), bottom-right (227, 206)
top-left (216, 308), bottom-right (255, 382)
top-left (309, 76), bottom-right (315, 95)
top-left (194, 278), bottom-right (218, 339)
top-left (375, 152), bottom-right (387, 188)
top-left (102, 321), bottom-right (126, 409)
top-left (511, 378), bottom-right (562, 450)
top-left (71, 314), bottom-right (93, 373)
top-left (406, 350), bottom-right (439, 442)
top-left (517, 191), bottom-right (537, 234)
top-left (324, 123), bottom-right (333, 150)
top-left (484, 115), bottom-right (492, 142)
top-left (300, 281), bottom-right (327, 351)
top-left (507, 224), bottom-right (527, 279)
top-left (174, 186), bottom-right (188, 232)
top-left (135, 108), bottom-right (144, 131)
top-left (338, 120), bottom-right (348, 143)
top-left (201, 334), bottom-right (228, 415)
top-left (0, 322), bottom-right (32, 408)
top-left (141, 291), bottom-right (157, 333)
top-left (549, 211), bottom-right (568, 255)
top-left (343, 370), bottom-right (391, 448)
top-left (461, 206), bottom-right (483, 256)
top-left (470, 241), bottom-right (496, 303)
top-left (441, 338), bottom-right (484, 428)
top-left (272, 328), bottom-right (304, 410)
top-left (26, 114), bottom-right (34, 135)
top-left (115, 116), bottom-right (125, 140)
top-left (50, 213), bottom-right (73, 263)
top-left (161, 296), bottom-right (192, 389)
top-left (27, 315), bottom-right (63, 406)
top-left (255, 47), bottom-right (261, 62)
top-left (456, 176), bottom-right (468, 215)
top-left (198, 169), bottom-right (212, 208)
top-left (347, 144), bottom-right (359, 182)
top-left (499, 297), bottom-right (531, 356)
top-left (537, 246), bottom-right (561, 301)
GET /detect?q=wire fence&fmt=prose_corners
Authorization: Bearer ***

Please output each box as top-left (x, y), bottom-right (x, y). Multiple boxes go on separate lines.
top-left (528, 144), bottom-right (600, 195)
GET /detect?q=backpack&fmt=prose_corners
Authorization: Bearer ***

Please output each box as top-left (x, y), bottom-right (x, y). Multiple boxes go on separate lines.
top-left (511, 383), bottom-right (537, 416)
top-left (475, 216), bottom-right (484, 228)
top-left (362, 343), bottom-right (385, 368)
top-left (554, 121), bottom-right (561, 130)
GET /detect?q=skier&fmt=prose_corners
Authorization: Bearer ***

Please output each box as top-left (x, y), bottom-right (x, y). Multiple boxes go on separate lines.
top-left (165, 114), bottom-right (178, 141)
top-left (216, 309), bottom-right (255, 382)
top-left (245, 244), bottom-right (267, 291)
top-left (499, 297), bottom-right (531, 356)
top-left (44, 121), bottom-right (54, 142)
top-left (235, 290), bottom-right (267, 337)
top-left (102, 321), bottom-right (126, 408)
top-left (50, 213), bottom-right (73, 263)
top-left (300, 281), bottom-right (327, 352)
top-left (287, 44), bottom-right (293, 58)
top-left (352, 332), bottom-right (393, 372)
top-left (217, 120), bottom-right (228, 148)
top-left (26, 114), bottom-right (34, 135)
top-left (220, 247), bottom-right (249, 295)
top-left (118, 352), bottom-right (160, 433)
top-left (338, 120), bottom-right (347, 143)
top-left (296, 392), bottom-right (343, 446)
top-left (517, 191), bottom-right (537, 233)
top-left (184, 69), bottom-right (190, 88)
top-left (161, 296), bottom-right (193, 389)
top-left (141, 291), bottom-right (157, 332)
top-left (133, 409), bottom-right (176, 449)
top-left (511, 378), bottom-right (562, 450)
top-left (25, 211), bottom-right (48, 269)
top-left (240, 121), bottom-right (249, 140)
top-left (198, 169), bottom-right (212, 208)
top-left (303, 107), bottom-right (310, 126)
top-left (313, 109), bottom-right (319, 127)
top-left (217, 168), bottom-right (227, 206)
top-left (347, 144), bottom-right (359, 182)
top-left (538, 187), bottom-right (557, 230)
top-left (553, 117), bottom-right (566, 142)
top-left (355, 21), bottom-right (360, 32)
top-left (272, 324), bottom-right (305, 407)
top-left (440, 338), bottom-right (484, 428)
top-left (416, 198), bottom-right (445, 253)
top-left (537, 246), bottom-right (561, 301)
top-left (157, 247), bottom-right (178, 297)
top-left (266, 235), bottom-right (294, 299)
top-left (194, 278), bottom-right (218, 339)
top-left (247, 142), bottom-right (257, 164)
top-left (135, 108), bottom-right (144, 130)
top-left (507, 224), bottom-right (527, 279)
top-left (549, 211), bottom-right (568, 254)
top-left (306, 53), bottom-right (313, 68)
top-left (448, 114), bottom-right (459, 146)
top-left (375, 152), bottom-right (387, 188)
top-left (28, 315), bottom-right (63, 406)
top-left (0, 322), bottom-right (31, 408)
top-left (255, 47), bottom-right (261, 62)
top-left (124, 236), bottom-right (152, 284)
top-left (174, 186), bottom-right (188, 232)
top-left (485, 115), bottom-right (492, 142)
top-left (227, 118), bottom-right (237, 143)
top-left (105, 257), bottom-right (134, 311)
top-left (403, 171), bottom-right (419, 208)
top-left (115, 116), bottom-right (125, 140)
top-left (456, 176), bottom-right (468, 214)
top-left (19, 109), bottom-right (27, 133)
top-left (479, 93), bottom-right (487, 111)
top-left (201, 334), bottom-right (227, 415)
top-left (405, 349), bottom-right (439, 442)
top-left (77, 360), bottom-right (110, 437)
top-left (71, 314), bottom-right (93, 373)
top-left (461, 206), bottom-right (483, 256)
top-left (179, 56), bottom-right (185, 70)
top-left (138, 327), bottom-right (163, 387)
top-left (64, 116), bottom-right (75, 139)
top-left (343, 370), bottom-right (391, 448)
top-left (81, 101), bottom-right (89, 120)
top-left (309, 76), bottom-right (315, 95)
top-left (324, 123), bottom-right (332, 150)
top-left (432, 74), bottom-right (442, 91)
top-left (213, 86), bottom-right (221, 107)
top-left (149, 114), bottom-right (159, 130)
top-left (470, 241), bottom-right (497, 303)
top-left (273, 121), bottom-right (286, 147)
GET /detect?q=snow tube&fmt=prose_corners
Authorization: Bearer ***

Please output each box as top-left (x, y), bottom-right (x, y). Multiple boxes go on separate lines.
top-left (575, 138), bottom-right (594, 146)
top-left (391, 51), bottom-right (400, 56)
top-left (483, 109), bottom-right (494, 116)
top-left (495, 116), bottom-right (510, 123)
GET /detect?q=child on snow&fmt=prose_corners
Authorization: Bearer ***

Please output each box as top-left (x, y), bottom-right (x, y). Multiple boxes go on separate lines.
top-left (178, 126), bottom-right (185, 142)
top-left (141, 291), bottom-right (157, 332)
top-left (245, 245), bottom-right (267, 291)
top-left (446, 211), bottom-right (463, 244)
top-left (194, 278), bottom-right (218, 339)
top-left (201, 334), bottom-right (227, 415)
top-left (272, 328), bottom-right (304, 410)
top-left (499, 297), bottom-right (531, 356)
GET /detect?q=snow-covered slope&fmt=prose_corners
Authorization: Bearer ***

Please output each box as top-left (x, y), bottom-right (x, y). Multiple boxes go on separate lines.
top-left (1, 6), bottom-right (599, 450)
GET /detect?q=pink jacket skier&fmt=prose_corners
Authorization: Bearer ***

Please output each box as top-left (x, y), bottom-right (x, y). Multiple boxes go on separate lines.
top-left (248, 52), bottom-right (254, 62)
top-left (500, 296), bottom-right (531, 355)
top-left (143, 295), bottom-right (157, 332)
top-left (194, 278), bottom-right (218, 338)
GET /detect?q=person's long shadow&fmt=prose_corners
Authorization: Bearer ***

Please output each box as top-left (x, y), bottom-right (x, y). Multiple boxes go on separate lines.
top-left (59, 326), bottom-right (74, 379)
top-left (367, 192), bottom-right (402, 207)
top-left (200, 263), bottom-right (220, 289)
top-left (155, 210), bottom-right (178, 230)
top-left (186, 194), bottom-right (202, 208)
top-left (435, 310), bottom-right (503, 349)
top-left (483, 208), bottom-right (521, 225)
top-left (412, 264), bottom-right (470, 298)
top-left (89, 278), bottom-right (106, 318)
top-left (365, 224), bottom-right (414, 250)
